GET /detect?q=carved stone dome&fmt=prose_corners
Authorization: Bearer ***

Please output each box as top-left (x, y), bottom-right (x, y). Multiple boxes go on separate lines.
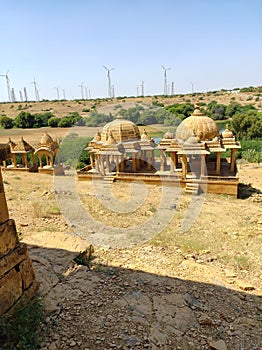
top-left (222, 125), bottom-right (234, 139)
top-left (163, 131), bottom-right (175, 139)
top-left (40, 132), bottom-right (53, 145)
top-left (101, 116), bottom-right (141, 143)
top-left (175, 101), bottom-right (219, 142)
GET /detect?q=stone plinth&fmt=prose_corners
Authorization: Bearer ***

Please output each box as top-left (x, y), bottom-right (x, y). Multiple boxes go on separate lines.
top-left (0, 145), bottom-right (38, 315)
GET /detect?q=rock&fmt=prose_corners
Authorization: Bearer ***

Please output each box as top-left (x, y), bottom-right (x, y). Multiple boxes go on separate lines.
top-left (198, 314), bottom-right (214, 325)
top-left (48, 343), bottom-right (57, 350)
top-left (69, 340), bottom-right (76, 347)
top-left (209, 339), bottom-right (228, 350)
top-left (236, 279), bottom-right (255, 291)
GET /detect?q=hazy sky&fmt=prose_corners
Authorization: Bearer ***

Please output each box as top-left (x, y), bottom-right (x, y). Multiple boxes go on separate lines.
top-left (0, 0), bottom-right (261, 101)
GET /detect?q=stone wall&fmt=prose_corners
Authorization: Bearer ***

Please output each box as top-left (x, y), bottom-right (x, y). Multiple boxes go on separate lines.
top-left (0, 150), bottom-right (39, 315)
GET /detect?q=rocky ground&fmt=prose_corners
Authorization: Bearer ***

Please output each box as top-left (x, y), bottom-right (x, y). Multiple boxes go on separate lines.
top-left (1, 162), bottom-right (262, 350)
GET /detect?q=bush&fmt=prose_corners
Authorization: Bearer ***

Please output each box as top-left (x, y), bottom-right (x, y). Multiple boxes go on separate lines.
top-left (0, 296), bottom-right (45, 349)
top-left (48, 117), bottom-right (60, 127)
top-left (241, 149), bottom-right (261, 163)
top-left (59, 134), bottom-right (91, 168)
top-left (0, 116), bottom-right (13, 129)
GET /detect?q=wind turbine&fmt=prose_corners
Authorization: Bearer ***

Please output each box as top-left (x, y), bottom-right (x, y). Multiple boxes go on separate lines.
top-left (24, 87), bottom-right (28, 102)
top-left (103, 66), bottom-right (115, 98)
top-left (31, 78), bottom-right (40, 101)
top-left (141, 80), bottom-right (144, 97)
top-left (55, 87), bottom-right (60, 100)
top-left (62, 88), bottom-right (66, 100)
top-left (161, 65), bottom-right (171, 95)
top-left (79, 82), bottom-right (84, 99)
top-left (0, 70), bottom-right (12, 101)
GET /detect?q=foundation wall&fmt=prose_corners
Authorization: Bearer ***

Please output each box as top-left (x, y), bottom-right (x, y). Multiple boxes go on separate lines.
top-left (0, 167), bottom-right (38, 315)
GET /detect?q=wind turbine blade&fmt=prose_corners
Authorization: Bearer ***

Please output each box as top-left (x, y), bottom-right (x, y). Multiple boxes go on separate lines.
top-left (161, 65), bottom-right (166, 70)
top-left (103, 65), bottom-right (109, 71)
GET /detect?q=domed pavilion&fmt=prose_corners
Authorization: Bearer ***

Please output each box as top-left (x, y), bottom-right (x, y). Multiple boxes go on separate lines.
top-left (85, 115), bottom-right (155, 175)
top-left (34, 132), bottom-right (63, 174)
top-left (79, 102), bottom-right (241, 196)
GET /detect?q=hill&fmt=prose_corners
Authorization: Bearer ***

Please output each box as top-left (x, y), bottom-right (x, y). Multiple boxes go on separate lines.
top-left (1, 88), bottom-right (262, 120)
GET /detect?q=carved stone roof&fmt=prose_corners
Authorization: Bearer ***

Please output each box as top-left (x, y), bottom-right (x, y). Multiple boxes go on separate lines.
top-left (175, 100), bottom-right (219, 142)
top-left (12, 137), bottom-right (34, 153)
top-left (36, 133), bottom-right (58, 152)
top-left (100, 116), bottom-right (141, 143)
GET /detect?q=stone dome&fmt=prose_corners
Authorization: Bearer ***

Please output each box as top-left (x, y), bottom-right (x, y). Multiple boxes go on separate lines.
top-left (222, 125), bottom-right (234, 139)
top-left (175, 101), bottom-right (219, 142)
top-left (101, 116), bottom-right (140, 143)
top-left (163, 131), bottom-right (175, 139)
top-left (40, 132), bottom-right (53, 145)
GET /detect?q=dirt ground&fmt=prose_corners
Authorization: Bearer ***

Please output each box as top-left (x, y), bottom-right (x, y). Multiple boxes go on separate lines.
top-left (1, 161), bottom-right (261, 349)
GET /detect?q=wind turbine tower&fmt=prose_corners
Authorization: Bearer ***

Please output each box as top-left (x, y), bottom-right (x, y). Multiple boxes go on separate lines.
top-left (161, 65), bottom-right (171, 95)
top-left (19, 90), bottom-right (23, 102)
top-left (103, 66), bottom-right (115, 98)
top-left (31, 78), bottom-right (40, 101)
top-left (62, 89), bottom-right (66, 100)
top-left (171, 82), bottom-right (174, 95)
top-left (55, 87), bottom-right (60, 100)
top-left (24, 87), bottom-right (28, 102)
top-left (79, 82), bottom-right (84, 99)
top-left (141, 81), bottom-right (144, 97)
top-left (11, 88), bottom-right (16, 102)
top-left (0, 70), bottom-right (12, 102)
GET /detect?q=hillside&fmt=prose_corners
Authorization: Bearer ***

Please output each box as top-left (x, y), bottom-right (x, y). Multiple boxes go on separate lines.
top-left (0, 89), bottom-right (262, 120)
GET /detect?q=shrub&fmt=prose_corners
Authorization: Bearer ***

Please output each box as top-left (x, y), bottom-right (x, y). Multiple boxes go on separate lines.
top-left (48, 117), bottom-right (60, 127)
top-left (0, 296), bottom-right (45, 349)
top-left (0, 116), bottom-right (13, 129)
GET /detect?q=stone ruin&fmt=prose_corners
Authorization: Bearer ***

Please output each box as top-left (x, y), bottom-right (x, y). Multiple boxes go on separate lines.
top-left (0, 143), bottom-right (38, 315)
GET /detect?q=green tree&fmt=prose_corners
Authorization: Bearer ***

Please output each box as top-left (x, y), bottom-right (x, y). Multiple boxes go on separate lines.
top-left (225, 102), bottom-right (242, 118)
top-left (14, 111), bottom-right (35, 128)
top-left (0, 116), bottom-right (14, 129)
top-left (48, 117), bottom-right (60, 127)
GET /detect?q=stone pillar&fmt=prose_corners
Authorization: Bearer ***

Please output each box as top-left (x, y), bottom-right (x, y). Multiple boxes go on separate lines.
top-left (132, 153), bottom-right (136, 172)
top-left (136, 156), bottom-right (140, 170)
top-left (160, 150), bottom-right (165, 171)
top-left (95, 154), bottom-right (100, 172)
top-left (230, 149), bottom-right (236, 173)
top-left (200, 154), bottom-right (206, 177)
top-left (106, 155), bottom-right (110, 173)
top-left (216, 152), bottom-right (221, 174)
top-left (90, 153), bottom-right (94, 168)
top-left (147, 152), bottom-right (152, 170)
top-left (39, 154), bottom-right (43, 168)
top-left (181, 155), bottom-right (187, 178)
top-left (0, 170), bottom-right (9, 223)
top-left (120, 157), bottom-right (125, 172)
top-left (170, 152), bottom-right (176, 174)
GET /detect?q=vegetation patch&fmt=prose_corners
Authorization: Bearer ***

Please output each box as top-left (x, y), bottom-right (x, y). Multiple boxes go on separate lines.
top-left (0, 296), bottom-right (45, 350)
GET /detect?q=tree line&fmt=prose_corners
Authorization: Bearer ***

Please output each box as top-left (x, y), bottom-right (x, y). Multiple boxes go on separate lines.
top-left (0, 101), bottom-right (261, 140)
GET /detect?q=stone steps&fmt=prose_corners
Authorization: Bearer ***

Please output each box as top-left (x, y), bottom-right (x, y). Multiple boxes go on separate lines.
top-left (102, 175), bottom-right (116, 184)
top-left (185, 182), bottom-right (199, 195)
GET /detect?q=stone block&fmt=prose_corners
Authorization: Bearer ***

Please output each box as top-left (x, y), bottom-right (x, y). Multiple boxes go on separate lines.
top-left (0, 192), bottom-right (9, 224)
top-left (0, 268), bottom-right (23, 314)
top-left (0, 243), bottom-right (27, 276)
top-left (0, 219), bottom-right (19, 257)
top-left (20, 256), bottom-right (35, 289)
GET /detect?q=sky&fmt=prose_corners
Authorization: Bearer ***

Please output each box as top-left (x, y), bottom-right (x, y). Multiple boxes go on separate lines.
top-left (0, 0), bottom-right (262, 101)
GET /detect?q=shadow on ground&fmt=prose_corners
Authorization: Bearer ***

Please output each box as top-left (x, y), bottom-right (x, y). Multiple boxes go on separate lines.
top-left (21, 243), bottom-right (262, 350)
top-left (237, 182), bottom-right (262, 199)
